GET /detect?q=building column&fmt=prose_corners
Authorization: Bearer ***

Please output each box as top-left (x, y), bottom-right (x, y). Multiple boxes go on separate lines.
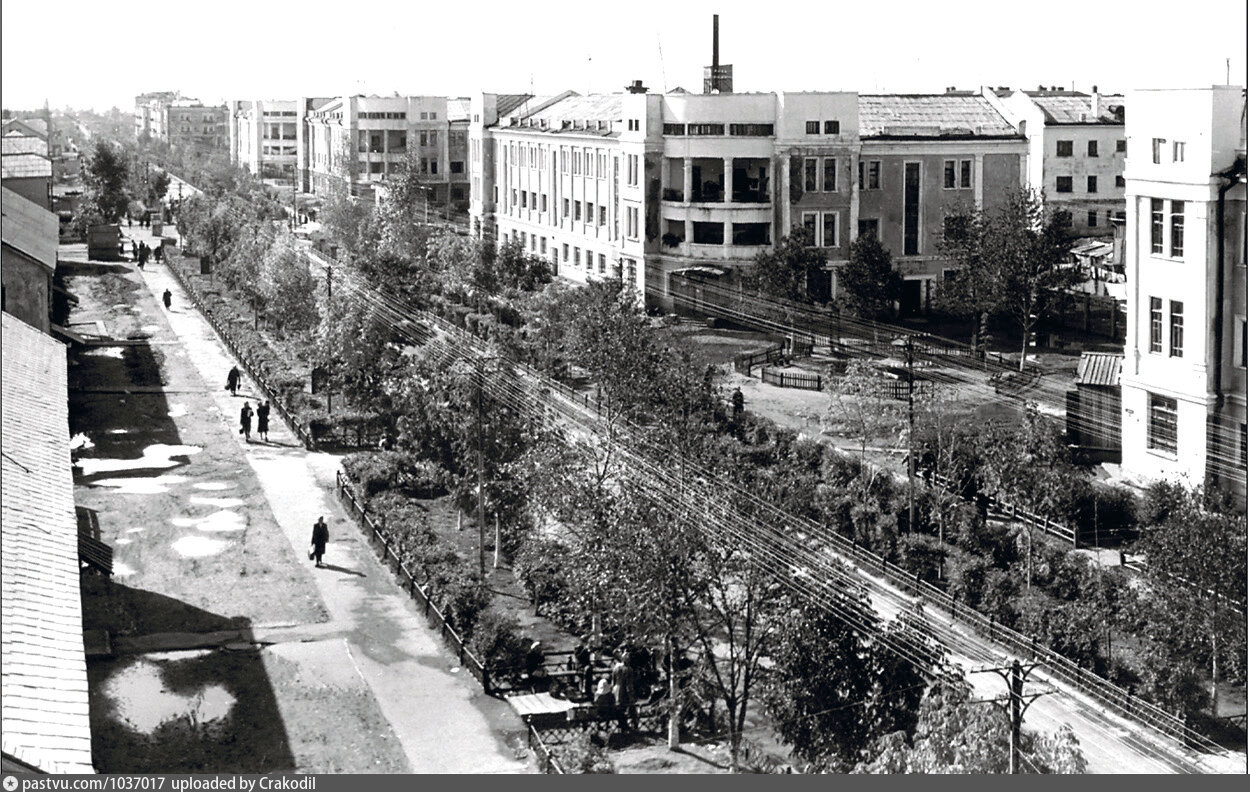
top-left (779, 154), bottom-right (792, 232)
top-left (723, 158), bottom-right (733, 203)
top-left (683, 157), bottom-right (693, 203)
top-left (974, 153), bottom-right (985, 210)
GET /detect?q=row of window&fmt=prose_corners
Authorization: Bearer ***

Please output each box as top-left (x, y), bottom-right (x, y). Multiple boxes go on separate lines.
top-left (805, 120), bottom-right (841, 135)
top-left (359, 111), bottom-right (407, 120)
top-left (1056, 139), bottom-right (1126, 157)
top-left (1146, 397), bottom-right (1248, 467)
top-left (802, 158), bottom-right (839, 192)
top-left (1152, 138), bottom-right (1185, 164)
top-left (661, 123), bottom-right (777, 136)
top-left (800, 211), bottom-right (840, 248)
top-left (1150, 198), bottom-right (1185, 257)
top-left (1148, 297), bottom-right (1184, 358)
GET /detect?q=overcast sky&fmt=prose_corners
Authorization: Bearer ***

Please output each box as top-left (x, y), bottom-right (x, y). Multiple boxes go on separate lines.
top-left (3, 0), bottom-right (1246, 111)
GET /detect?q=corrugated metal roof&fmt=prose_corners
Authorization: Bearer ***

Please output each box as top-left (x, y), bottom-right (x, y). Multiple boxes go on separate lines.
top-left (3, 118), bottom-right (47, 139)
top-left (1, 312), bottom-right (95, 774)
top-left (858, 95), bottom-right (1018, 138)
top-left (2, 135), bottom-right (49, 156)
top-left (2, 186), bottom-right (58, 272)
top-left (1075, 352), bottom-right (1122, 387)
top-left (1, 153), bottom-right (53, 179)
top-left (519, 94), bottom-right (621, 125)
top-left (496, 94), bottom-right (535, 118)
top-left (1031, 95), bottom-right (1125, 124)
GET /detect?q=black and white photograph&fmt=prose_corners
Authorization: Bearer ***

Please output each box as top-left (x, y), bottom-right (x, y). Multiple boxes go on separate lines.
top-left (1, 0), bottom-right (1246, 777)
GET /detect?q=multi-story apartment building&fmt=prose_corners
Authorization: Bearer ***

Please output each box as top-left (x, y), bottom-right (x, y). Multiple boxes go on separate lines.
top-left (471, 86), bottom-right (1025, 312)
top-left (857, 93), bottom-right (1027, 314)
top-left (985, 87), bottom-right (1127, 237)
top-left (1120, 85), bottom-right (1246, 496)
top-left (165, 101), bottom-right (227, 153)
top-left (227, 99), bottom-right (300, 182)
top-left (134, 91), bottom-right (179, 140)
top-left (304, 95), bottom-right (463, 202)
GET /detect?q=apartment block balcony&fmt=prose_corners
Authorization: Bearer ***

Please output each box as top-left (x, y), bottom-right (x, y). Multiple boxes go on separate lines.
top-left (662, 156), bottom-right (772, 206)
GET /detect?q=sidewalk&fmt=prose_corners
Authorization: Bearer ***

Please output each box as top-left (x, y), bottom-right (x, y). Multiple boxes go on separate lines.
top-left (129, 227), bottom-right (530, 773)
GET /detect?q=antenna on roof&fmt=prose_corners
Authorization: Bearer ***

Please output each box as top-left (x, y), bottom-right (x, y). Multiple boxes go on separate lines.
top-left (657, 33), bottom-right (668, 94)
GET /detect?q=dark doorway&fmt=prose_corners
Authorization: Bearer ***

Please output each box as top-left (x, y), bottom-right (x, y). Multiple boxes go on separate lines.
top-left (900, 279), bottom-right (922, 316)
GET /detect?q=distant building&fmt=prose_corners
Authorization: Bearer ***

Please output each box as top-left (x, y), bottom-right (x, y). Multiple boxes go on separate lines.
top-left (1, 186), bottom-right (58, 333)
top-left (227, 99), bottom-right (300, 183)
top-left (985, 86), bottom-right (1127, 237)
top-left (2, 150), bottom-right (54, 210)
top-left (165, 100), bottom-right (227, 153)
top-left (1, 311), bottom-right (96, 774)
top-left (1120, 85), bottom-right (1246, 496)
top-left (134, 91), bottom-right (179, 141)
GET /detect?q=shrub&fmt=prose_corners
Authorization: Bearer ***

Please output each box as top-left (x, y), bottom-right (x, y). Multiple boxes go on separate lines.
top-left (344, 451), bottom-right (406, 498)
top-left (896, 533), bottom-right (946, 586)
top-left (514, 538), bottom-right (575, 610)
top-left (469, 606), bottom-right (529, 673)
top-left (430, 561), bottom-right (489, 638)
top-left (558, 733), bottom-right (615, 774)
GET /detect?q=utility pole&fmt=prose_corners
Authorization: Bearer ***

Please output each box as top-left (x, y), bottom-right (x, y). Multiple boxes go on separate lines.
top-left (975, 660), bottom-right (1051, 774)
top-left (906, 335), bottom-right (916, 535)
top-left (476, 357), bottom-right (486, 580)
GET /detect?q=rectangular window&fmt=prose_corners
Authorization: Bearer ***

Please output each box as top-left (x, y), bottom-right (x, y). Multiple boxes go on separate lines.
top-left (859, 160), bottom-right (881, 190)
top-left (1056, 176), bottom-right (1073, 193)
top-left (1149, 297), bottom-right (1163, 353)
top-left (598, 205), bottom-right (607, 226)
top-left (574, 201), bottom-right (582, 221)
top-left (805, 121), bottom-right (820, 134)
top-left (521, 191), bottom-right (528, 209)
top-left (1147, 393), bottom-right (1178, 454)
top-left (804, 158), bottom-right (817, 192)
top-left (1057, 140), bottom-right (1073, 157)
top-left (574, 247), bottom-right (582, 266)
top-left (1170, 200), bottom-right (1184, 257)
top-left (944, 160), bottom-right (957, 189)
top-left (663, 123), bottom-right (686, 135)
top-left (824, 120), bottom-right (840, 134)
top-left (1087, 175), bottom-right (1098, 193)
top-left (1236, 316), bottom-right (1247, 368)
top-left (801, 212), bottom-right (818, 246)
top-left (598, 253), bottom-right (606, 273)
top-left (541, 195), bottom-right (548, 212)
top-left (1152, 138), bottom-right (1164, 164)
top-left (1151, 198), bottom-right (1164, 254)
top-left (822, 158), bottom-right (837, 191)
top-left (1173, 141), bottom-right (1185, 162)
top-left (429, 160), bottom-right (438, 175)
top-left (511, 188), bottom-right (518, 206)
top-left (540, 237), bottom-right (547, 254)
top-left (822, 212), bottom-right (838, 249)
top-left (1116, 139), bottom-right (1127, 153)
top-left (562, 243), bottom-right (569, 261)
top-left (858, 218), bottom-right (879, 240)
top-left (903, 162), bottom-right (920, 256)
top-left (692, 221), bottom-right (723, 244)
top-left (687, 123), bottom-right (725, 135)
top-left (1088, 211), bottom-right (1098, 227)
top-left (1169, 300), bottom-right (1184, 357)
top-left (1088, 140), bottom-right (1099, 157)
top-left (1115, 175), bottom-right (1125, 188)
top-left (562, 198), bottom-right (570, 217)
top-left (628, 207), bottom-right (640, 239)
top-left (960, 160), bottom-right (972, 189)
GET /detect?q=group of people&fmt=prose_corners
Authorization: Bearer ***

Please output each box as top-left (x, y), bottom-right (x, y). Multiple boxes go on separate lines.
top-left (131, 239), bottom-right (162, 269)
top-left (126, 212), bottom-right (155, 228)
top-left (563, 642), bottom-right (659, 731)
top-left (229, 366), bottom-right (271, 443)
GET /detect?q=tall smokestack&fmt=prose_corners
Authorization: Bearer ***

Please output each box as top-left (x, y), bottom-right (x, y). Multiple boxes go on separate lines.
top-left (713, 15), bottom-right (719, 71)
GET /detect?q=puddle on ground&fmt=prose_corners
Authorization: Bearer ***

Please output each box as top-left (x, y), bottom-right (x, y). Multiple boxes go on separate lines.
top-left (113, 560), bottom-right (136, 577)
top-left (145, 649), bottom-right (214, 662)
top-left (77, 444), bottom-right (202, 476)
top-left (191, 482), bottom-right (233, 491)
top-left (168, 404), bottom-right (188, 418)
top-left (92, 474), bottom-right (189, 495)
top-left (171, 535), bottom-right (228, 558)
top-left (114, 537), bottom-right (132, 546)
top-left (189, 496), bottom-right (245, 508)
top-left (84, 347), bottom-right (125, 358)
top-left (170, 510), bottom-right (246, 532)
top-left (125, 527), bottom-right (145, 534)
top-left (105, 657), bottom-right (234, 734)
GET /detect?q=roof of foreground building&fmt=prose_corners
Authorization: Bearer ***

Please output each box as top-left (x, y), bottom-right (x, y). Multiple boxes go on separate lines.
top-left (1, 186), bottom-right (58, 272)
top-left (1, 312), bottom-right (94, 774)
top-left (859, 94), bottom-right (1019, 138)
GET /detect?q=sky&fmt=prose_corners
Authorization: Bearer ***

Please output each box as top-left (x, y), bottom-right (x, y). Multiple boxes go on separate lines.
top-left (2, 0), bottom-right (1247, 112)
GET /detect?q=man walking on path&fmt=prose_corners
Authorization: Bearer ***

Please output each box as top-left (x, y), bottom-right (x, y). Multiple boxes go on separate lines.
top-left (162, 289), bottom-right (172, 310)
top-left (240, 401), bottom-right (253, 442)
top-left (310, 516), bottom-right (330, 567)
top-left (256, 400), bottom-right (271, 442)
top-left (226, 365), bottom-right (241, 396)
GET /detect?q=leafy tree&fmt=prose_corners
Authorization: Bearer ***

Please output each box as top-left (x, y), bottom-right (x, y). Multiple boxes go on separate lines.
top-left (260, 240), bottom-right (319, 338)
top-left (936, 188), bottom-right (1079, 370)
top-left (853, 682), bottom-right (1088, 773)
top-left (148, 170), bottom-right (171, 205)
top-left (317, 288), bottom-right (399, 412)
top-left (744, 227), bottom-right (828, 305)
top-left (488, 239), bottom-right (553, 293)
top-left (79, 139), bottom-right (131, 223)
top-left (838, 233), bottom-right (902, 321)
top-left (176, 194), bottom-right (238, 270)
top-left (824, 359), bottom-right (905, 500)
top-left (375, 151), bottom-right (433, 262)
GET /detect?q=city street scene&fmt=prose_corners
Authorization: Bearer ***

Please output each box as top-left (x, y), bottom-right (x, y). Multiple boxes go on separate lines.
top-left (2, 0), bottom-right (1247, 777)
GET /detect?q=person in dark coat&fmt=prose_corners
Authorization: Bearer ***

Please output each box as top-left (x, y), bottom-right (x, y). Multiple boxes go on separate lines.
top-left (131, 240), bottom-right (139, 259)
top-left (731, 387), bottom-right (744, 420)
top-left (153, 243), bottom-right (163, 264)
top-left (226, 365), bottom-right (241, 396)
top-left (239, 401), bottom-right (253, 442)
top-left (256, 401), bottom-right (271, 442)
top-left (310, 516), bottom-right (330, 567)
top-left (162, 289), bottom-right (172, 310)
top-left (611, 651), bottom-right (637, 730)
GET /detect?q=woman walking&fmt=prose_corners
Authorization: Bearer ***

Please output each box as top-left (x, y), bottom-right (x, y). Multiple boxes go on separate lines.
top-left (310, 516), bottom-right (330, 567)
top-left (239, 401), bottom-right (253, 442)
top-left (256, 401), bottom-right (271, 442)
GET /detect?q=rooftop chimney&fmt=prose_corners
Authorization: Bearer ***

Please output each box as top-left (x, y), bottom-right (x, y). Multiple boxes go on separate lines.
top-left (703, 15), bottom-right (733, 94)
top-left (1090, 86), bottom-right (1100, 118)
top-left (713, 14), bottom-right (719, 72)
top-left (626, 79), bottom-right (647, 94)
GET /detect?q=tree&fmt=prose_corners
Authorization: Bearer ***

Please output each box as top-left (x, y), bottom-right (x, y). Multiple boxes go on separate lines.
top-left (1133, 482), bottom-right (1247, 712)
top-left (375, 151), bottom-right (432, 262)
top-left (839, 233), bottom-right (902, 321)
top-left (853, 681), bottom-right (1088, 773)
top-left (936, 188), bottom-right (1079, 370)
top-left (79, 139), bottom-right (131, 223)
top-left (743, 227), bottom-right (828, 305)
top-left (824, 359), bottom-right (905, 500)
top-left (260, 240), bottom-right (319, 338)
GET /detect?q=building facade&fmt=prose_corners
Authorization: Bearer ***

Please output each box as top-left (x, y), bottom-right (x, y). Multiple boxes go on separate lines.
top-left (134, 91), bottom-right (178, 141)
top-left (1120, 85), bottom-right (1246, 496)
top-left (471, 87), bottom-right (1026, 311)
top-left (165, 101), bottom-right (227, 153)
top-left (1, 186), bottom-right (58, 333)
top-left (985, 87), bottom-right (1127, 237)
top-left (227, 99), bottom-right (299, 182)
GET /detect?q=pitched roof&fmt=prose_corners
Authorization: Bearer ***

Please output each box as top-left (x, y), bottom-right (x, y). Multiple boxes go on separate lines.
top-left (3, 135), bottom-right (49, 156)
top-left (1030, 94), bottom-right (1125, 124)
top-left (858, 94), bottom-right (1018, 138)
top-left (520, 93), bottom-right (621, 125)
top-left (495, 93), bottom-right (536, 118)
top-left (1075, 352), bottom-right (1122, 387)
top-left (447, 98), bottom-right (471, 123)
top-left (3, 118), bottom-right (47, 139)
top-left (1, 152), bottom-right (53, 179)
top-left (1, 186), bottom-right (58, 272)
top-left (1, 312), bottom-right (94, 774)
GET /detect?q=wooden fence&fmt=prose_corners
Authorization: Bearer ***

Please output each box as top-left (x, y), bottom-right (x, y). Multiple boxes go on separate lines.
top-left (732, 342), bottom-right (786, 375)
top-left (335, 470), bottom-right (492, 693)
top-left (761, 367), bottom-right (822, 391)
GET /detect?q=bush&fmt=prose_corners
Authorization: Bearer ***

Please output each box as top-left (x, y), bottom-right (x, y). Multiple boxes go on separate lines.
top-left (559, 733), bottom-right (615, 774)
top-left (430, 561), bottom-right (490, 638)
top-left (896, 534), bottom-right (946, 586)
top-left (344, 451), bottom-right (405, 498)
top-left (514, 538), bottom-right (575, 611)
top-left (469, 606), bottom-right (529, 673)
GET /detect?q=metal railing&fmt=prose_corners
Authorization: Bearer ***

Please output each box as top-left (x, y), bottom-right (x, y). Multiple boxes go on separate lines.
top-left (527, 725), bottom-right (566, 774)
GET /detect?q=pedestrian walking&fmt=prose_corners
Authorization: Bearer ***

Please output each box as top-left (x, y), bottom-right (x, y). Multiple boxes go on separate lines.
top-left (731, 387), bottom-right (744, 420)
top-left (131, 240), bottom-right (139, 260)
top-left (153, 243), bottom-right (163, 264)
top-left (226, 365), bottom-right (241, 396)
top-left (162, 289), bottom-right (172, 310)
top-left (256, 401), bottom-right (270, 442)
top-left (310, 516), bottom-right (330, 567)
top-left (239, 401), bottom-right (253, 442)
top-left (611, 651), bottom-right (637, 730)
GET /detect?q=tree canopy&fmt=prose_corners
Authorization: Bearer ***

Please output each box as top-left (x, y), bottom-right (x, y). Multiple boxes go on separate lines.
top-left (744, 227), bottom-right (828, 305)
top-left (838, 233), bottom-right (902, 321)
